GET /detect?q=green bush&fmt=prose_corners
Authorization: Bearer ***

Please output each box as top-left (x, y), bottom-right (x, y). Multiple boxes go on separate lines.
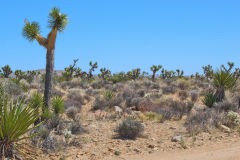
top-left (52, 96), bottom-right (65, 114)
top-left (202, 93), bottom-right (216, 108)
top-left (116, 118), bottom-right (144, 139)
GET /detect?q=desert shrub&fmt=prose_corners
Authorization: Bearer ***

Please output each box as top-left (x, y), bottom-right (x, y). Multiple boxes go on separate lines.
top-left (185, 108), bottom-right (224, 136)
top-left (144, 112), bottom-right (162, 121)
top-left (151, 83), bottom-right (160, 89)
top-left (127, 97), bottom-right (144, 108)
top-left (41, 109), bottom-right (53, 121)
top-left (142, 80), bottom-right (153, 90)
top-left (190, 90), bottom-right (199, 102)
top-left (202, 93), bottom-right (217, 108)
top-left (177, 79), bottom-right (190, 90)
top-left (178, 90), bottom-right (188, 100)
top-left (224, 111), bottom-right (240, 129)
top-left (67, 88), bottom-right (87, 105)
top-left (92, 95), bottom-right (123, 110)
top-left (41, 134), bottom-right (64, 152)
top-left (39, 126), bottom-right (51, 139)
top-left (154, 100), bottom-right (193, 121)
top-left (52, 87), bottom-right (64, 97)
top-left (5, 81), bottom-right (23, 96)
top-left (91, 80), bottom-right (105, 89)
top-left (162, 85), bottom-right (176, 94)
top-left (137, 89), bottom-right (145, 97)
top-left (116, 118), bottom-right (144, 139)
top-left (70, 121), bottom-right (86, 135)
top-left (213, 100), bottom-right (238, 112)
top-left (47, 115), bottom-right (63, 129)
top-left (61, 79), bottom-right (89, 89)
top-left (52, 96), bottom-right (65, 114)
top-left (66, 106), bottom-right (78, 120)
top-left (0, 98), bottom-right (39, 159)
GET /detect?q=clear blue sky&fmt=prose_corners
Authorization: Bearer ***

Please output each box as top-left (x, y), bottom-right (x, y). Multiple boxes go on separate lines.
top-left (1, 0), bottom-right (240, 75)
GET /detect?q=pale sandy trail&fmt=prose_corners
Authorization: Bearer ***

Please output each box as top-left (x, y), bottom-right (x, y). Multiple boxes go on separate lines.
top-left (127, 141), bottom-right (240, 160)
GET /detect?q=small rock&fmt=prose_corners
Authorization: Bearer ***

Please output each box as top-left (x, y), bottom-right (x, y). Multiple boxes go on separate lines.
top-left (148, 144), bottom-right (155, 149)
top-left (171, 136), bottom-right (184, 142)
top-left (114, 106), bottom-right (123, 114)
top-left (134, 148), bottom-right (141, 152)
top-left (114, 151), bottom-right (121, 156)
top-left (220, 125), bottom-right (231, 133)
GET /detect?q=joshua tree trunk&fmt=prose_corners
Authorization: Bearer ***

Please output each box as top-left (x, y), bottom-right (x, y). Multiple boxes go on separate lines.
top-left (152, 72), bottom-right (156, 82)
top-left (44, 49), bottom-right (55, 107)
top-left (214, 86), bottom-right (225, 102)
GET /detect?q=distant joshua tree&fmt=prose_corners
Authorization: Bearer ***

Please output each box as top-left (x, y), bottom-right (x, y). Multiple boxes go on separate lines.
top-left (176, 69), bottom-right (184, 78)
top-left (88, 61), bottom-right (98, 80)
top-left (150, 65), bottom-right (162, 82)
top-left (22, 7), bottom-right (69, 107)
top-left (1, 65), bottom-right (12, 78)
top-left (99, 68), bottom-right (111, 80)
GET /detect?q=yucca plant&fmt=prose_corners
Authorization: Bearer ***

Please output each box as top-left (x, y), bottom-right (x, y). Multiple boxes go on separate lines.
top-left (29, 92), bottom-right (44, 125)
top-left (23, 7), bottom-right (69, 107)
top-left (213, 70), bottom-right (236, 102)
top-left (52, 96), bottom-right (65, 114)
top-left (202, 93), bottom-right (216, 108)
top-left (0, 98), bottom-right (40, 159)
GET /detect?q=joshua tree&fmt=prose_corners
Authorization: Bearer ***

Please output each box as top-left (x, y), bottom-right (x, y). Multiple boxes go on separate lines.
top-left (99, 68), bottom-right (111, 80)
top-left (202, 64), bottom-right (213, 79)
top-left (15, 70), bottom-right (25, 81)
top-left (176, 69), bottom-right (184, 78)
top-left (62, 59), bottom-right (79, 81)
top-left (213, 70), bottom-right (236, 101)
top-left (88, 61), bottom-right (98, 80)
top-left (132, 68), bottom-right (141, 80)
top-left (221, 62), bottom-right (234, 73)
top-left (127, 68), bottom-right (141, 81)
top-left (150, 65), bottom-right (162, 82)
top-left (1, 65), bottom-right (12, 78)
top-left (23, 7), bottom-right (69, 107)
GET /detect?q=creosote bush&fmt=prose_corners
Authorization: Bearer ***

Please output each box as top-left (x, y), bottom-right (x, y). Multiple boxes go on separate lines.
top-left (116, 118), bottom-right (144, 139)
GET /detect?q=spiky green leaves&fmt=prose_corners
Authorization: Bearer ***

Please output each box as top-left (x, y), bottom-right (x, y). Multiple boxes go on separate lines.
top-left (48, 7), bottom-right (68, 32)
top-left (213, 70), bottom-right (236, 89)
top-left (0, 98), bottom-right (40, 158)
top-left (22, 22), bottom-right (40, 41)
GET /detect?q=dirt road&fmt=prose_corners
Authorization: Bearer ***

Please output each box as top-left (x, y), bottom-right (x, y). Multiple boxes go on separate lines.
top-left (128, 141), bottom-right (240, 160)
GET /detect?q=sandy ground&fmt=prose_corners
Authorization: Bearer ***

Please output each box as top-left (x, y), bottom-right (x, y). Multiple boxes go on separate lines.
top-left (128, 141), bottom-right (240, 160)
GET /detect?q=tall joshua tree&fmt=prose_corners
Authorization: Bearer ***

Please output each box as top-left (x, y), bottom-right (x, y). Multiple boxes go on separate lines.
top-left (150, 65), bottom-right (162, 82)
top-left (23, 7), bottom-right (69, 107)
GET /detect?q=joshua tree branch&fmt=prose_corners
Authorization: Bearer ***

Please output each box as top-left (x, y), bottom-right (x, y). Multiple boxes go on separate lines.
top-left (36, 34), bottom-right (48, 48)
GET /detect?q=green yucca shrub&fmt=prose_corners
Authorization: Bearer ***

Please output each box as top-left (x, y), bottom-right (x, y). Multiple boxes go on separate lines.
top-left (213, 70), bottom-right (236, 101)
top-left (105, 90), bottom-right (114, 101)
top-left (29, 92), bottom-right (43, 125)
top-left (202, 93), bottom-right (217, 108)
top-left (52, 96), bottom-right (65, 114)
top-left (0, 98), bottom-right (40, 159)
